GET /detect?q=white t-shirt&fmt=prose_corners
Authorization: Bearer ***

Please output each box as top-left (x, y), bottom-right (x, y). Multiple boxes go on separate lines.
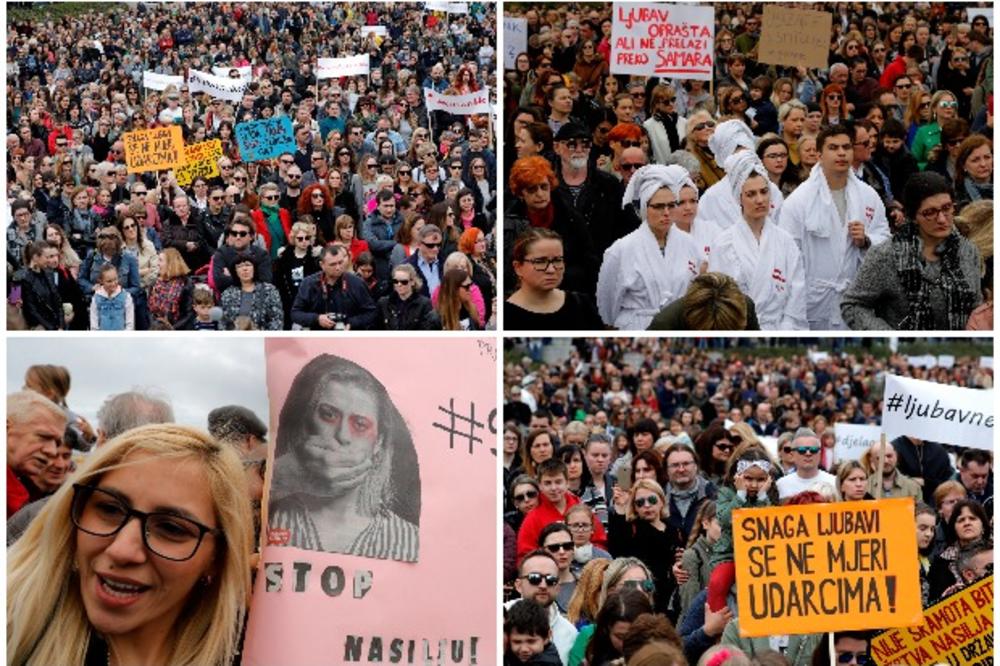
top-left (776, 469), bottom-right (837, 499)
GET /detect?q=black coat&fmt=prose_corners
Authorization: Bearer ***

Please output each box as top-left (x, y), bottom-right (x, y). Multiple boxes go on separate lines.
top-left (376, 292), bottom-right (441, 330)
top-left (892, 436), bottom-right (955, 506)
top-left (607, 510), bottom-right (681, 613)
top-left (290, 271), bottom-right (377, 330)
top-left (554, 165), bottom-right (629, 260)
top-left (19, 268), bottom-right (64, 330)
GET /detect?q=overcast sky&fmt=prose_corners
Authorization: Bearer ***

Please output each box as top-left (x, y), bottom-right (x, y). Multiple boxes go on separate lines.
top-left (8, 338), bottom-right (269, 430)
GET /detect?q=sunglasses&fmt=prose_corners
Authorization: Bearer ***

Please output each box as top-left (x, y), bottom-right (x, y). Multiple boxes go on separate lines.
top-left (295, 235), bottom-right (313, 242)
top-left (287, 174), bottom-right (302, 179)
top-left (262, 194), bottom-right (279, 201)
top-left (633, 496), bottom-right (659, 508)
top-left (621, 579), bottom-right (656, 594)
top-left (392, 278), bottom-right (410, 285)
top-left (692, 121), bottom-right (717, 131)
top-left (919, 101), bottom-right (932, 109)
top-left (520, 573), bottom-right (559, 587)
top-left (399, 169), bottom-right (411, 175)
top-left (827, 94), bottom-right (842, 100)
top-left (513, 490), bottom-right (538, 503)
top-left (460, 281), bottom-right (473, 290)
top-left (209, 195), bottom-right (223, 201)
top-left (714, 442), bottom-right (735, 453)
top-left (620, 162), bottom-right (643, 171)
top-left (311, 192), bottom-right (325, 198)
top-left (122, 223), bottom-right (137, 230)
top-left (280, 159), bottom-right (294, 165)
top-left (895, 82), bottom-right (912, 89)
top-left (836, 653), bottom-right (869, 665)
top-left (619, 140), bottom-right (641, 148)
top-left (233, 176), bottom-right (247, 182)
top-left (545, 541), bottom-right (574, 553)
top-left (782, 447), bottom-right (794, 454)
top-left (938, 100), bottom-right (959, 108)
top-left (796, 446), bottom-right (820, 455)
top-left (228, 230), bottom-right (250, 237)
top-left (422, 241), bottom-right (442, 248)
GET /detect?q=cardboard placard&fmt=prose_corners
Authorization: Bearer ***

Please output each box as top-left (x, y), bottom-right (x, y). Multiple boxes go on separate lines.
top-left (758, 5), bottom-right (832, 70)
top-left (317, 54), bottom-right (371, 80)
top-left (882, 374), bottom-right (993, 451)
top-left (733, 498), bottom-right (922, 637)
top-left (833, 423), bottom-right (881, 463)
top-left (187, 69), bottom-right (251, 102)
top-left (234, 117), bottom-right (297, 163)
top-left (174, 139), bottom-right (223, 187)
top-left (871, 576), bottom-right (993, 666)
top-left (610, 3), bottom-right (715, 80)
top-left (242, 338), bottom-right (497, 666)
top-left (142, 71), bottom-right (185, 91)
top-left (423, 88), bottom-right (491, 115)
top-left (122, 126), bottom-right (185, 174)
top-left (503, 17), bottom-right (528, 70)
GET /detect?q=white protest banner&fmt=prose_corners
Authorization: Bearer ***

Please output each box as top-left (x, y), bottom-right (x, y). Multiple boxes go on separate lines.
top-left (424, 88), bottom-right (491, 115)
top-left (807, 350), bottom-right (829, 363)
top-left (882, 374), bottom-right (993, 450)
top-left (834, 423), bottom-right (881, 462)
top-left (611, 3), bottom-right (714, 80)
top-left (504, 17), bottom-right (528, 70)
top-left (142, 71), bottom-right (185, 91)
top-left (981, 357), bottom-right (994, 369)
top-left (937, 355), bottom-right (955, 369)
top-left (360, 26), bottom-right (388, 38)
top-left (187, 69), bottom-right (250, 103)
top-left (425, 1), bottom-right (468, 12)
top-left (211, 65), bottom-right (253, 80)
top-left (905, 354), bottom-right (937, 368)
top-left (317, 54), bottom-right (371, 80)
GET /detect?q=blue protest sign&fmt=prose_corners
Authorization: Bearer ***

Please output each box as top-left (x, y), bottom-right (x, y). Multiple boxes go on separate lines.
top-left (234, 116), bottom-right (296, 162)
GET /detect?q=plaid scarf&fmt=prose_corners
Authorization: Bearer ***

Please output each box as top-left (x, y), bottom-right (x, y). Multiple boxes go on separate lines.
top-left (893, 222), bottom-right (976, 330)
top-left (148, 277), bottom-right (185, 324)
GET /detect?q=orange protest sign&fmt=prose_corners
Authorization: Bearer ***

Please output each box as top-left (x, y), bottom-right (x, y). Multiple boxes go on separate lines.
top-left (123, 126), bottom-right (185, 174)
top-left (175, 139), bottom-right (222, 186)
top-left (871, 575), bottom-right (992, 666)
top-left (733, 498), bottom-right (923, 637)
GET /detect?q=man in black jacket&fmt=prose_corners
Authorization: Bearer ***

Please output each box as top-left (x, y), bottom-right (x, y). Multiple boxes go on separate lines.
top-left (211, 218), bottom-right (273, 293)
top-left (291, 244), bottom-right (376, 330)
top-left (891, 435), bottom-right (955, 506)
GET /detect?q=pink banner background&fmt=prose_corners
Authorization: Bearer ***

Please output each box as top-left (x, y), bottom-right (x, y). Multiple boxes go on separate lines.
top-left (243, 338), bottom-right (497, 665)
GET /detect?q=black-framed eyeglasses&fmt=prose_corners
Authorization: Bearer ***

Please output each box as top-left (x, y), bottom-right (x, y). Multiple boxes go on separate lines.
top-left (71, 484), bottom-right (222, 562)
top-left (519, 572), bottom-right (559, 587)
top-left (524, 256), bottom-right (565, 271)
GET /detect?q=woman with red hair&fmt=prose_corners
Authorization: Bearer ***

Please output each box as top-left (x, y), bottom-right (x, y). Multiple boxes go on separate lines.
top-left (504, 156), bottom-right (597, 298)
top-left (453, 65), bottom-right (480, 94)
top-left (820, 83), bottom-right (850, 127)
top-left (603, 123), bottom-right (644, 175)
top-left (297, 183), bottom-right (336, 244)
top-left (459, 226), bottom-right (495, 313)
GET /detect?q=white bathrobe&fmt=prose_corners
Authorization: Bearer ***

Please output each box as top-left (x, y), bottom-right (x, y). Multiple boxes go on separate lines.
top-left (695, 174), bottom-right (784, 239)
top-left (596, 222), bottom-right (701, 330)
top-left (778, 164), bottom-right (890, 329)
top-left (709, 219), bottom-right (808, 330)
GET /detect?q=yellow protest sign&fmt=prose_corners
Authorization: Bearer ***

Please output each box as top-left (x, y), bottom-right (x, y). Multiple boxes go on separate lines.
top-left (733, 498), bottom-right (923, 637)
top-left (871, 576), bottom-right (992, 666)
top-left (123, 126), bottom-right (185, 174)
top-left (175, 139), bottom-right (223, 186)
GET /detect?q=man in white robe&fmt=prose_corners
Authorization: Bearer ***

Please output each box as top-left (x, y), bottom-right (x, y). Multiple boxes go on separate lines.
top-left (596, 165), bottom-right (701, 330)
top-left (778, 123), bottom-right (890, 329)
top-left (708, 152), bottom-right (808, 330)
top-left (695, 119), bottom-right (784, 253)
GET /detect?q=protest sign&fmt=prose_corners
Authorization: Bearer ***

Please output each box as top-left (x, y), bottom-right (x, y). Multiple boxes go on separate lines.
top-left (504, 17), bottom-right (528, 70)
top-left (317, 54), bottom-right (371, 80)
top-left (174, 139), bottom-right (223, 187)
top-left (425, 1), bottom-right (469, 13)
top-left (187, 69), bottom-right (250, 103)
top-left (937, 355), bottom-right (956, 369)
top-left (122, 126), bottom-right (185, 174)
top-left (967, 7), bottom-right (992, 27)
top-left (424, 88), bottom-right (491, 115)
top-left (360, 26), bottom-right (388, 39)
top-left (234, 117), bottom-right (297, 162)
top-left (882, 374), bottom-right (993, 450)
top-left (242, 338), bottom-right (496, 666)
top-left (833, 423), bottom-right (881, 462)
top-left (758, 5), bottom-right (832, 70)
top-left (871, 575), bottom-right (993, 666)
top-left (211, 65), bottom-right (253, 79)
top-left (142, 71), bottom-right (185, 91)
top-left (610, 3), bottom-right (714, 80)
top-left (905, 354), bottom-right (938, 368)
top-left (733, 498), bottom-right (922, 637)
top-left (807, 350), bottom-right (830, 363)
top-left (981, 357), bottom-right (994, 369)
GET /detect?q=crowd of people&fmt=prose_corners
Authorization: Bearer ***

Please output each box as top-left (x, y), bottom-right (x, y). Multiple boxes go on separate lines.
top-left (503, 2), bottom-right (993, 331)
top-left (6, 2), bottom-right (497, 330)
top-left (502, 338), bottom-right (993, 665)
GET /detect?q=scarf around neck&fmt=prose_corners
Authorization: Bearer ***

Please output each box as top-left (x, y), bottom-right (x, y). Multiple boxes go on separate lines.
top-left (893, 221), bottom-right (976, 330)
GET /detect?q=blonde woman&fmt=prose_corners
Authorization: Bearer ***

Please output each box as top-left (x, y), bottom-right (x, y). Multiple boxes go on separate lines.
top-left (7, 424), bottom-right (253, 666)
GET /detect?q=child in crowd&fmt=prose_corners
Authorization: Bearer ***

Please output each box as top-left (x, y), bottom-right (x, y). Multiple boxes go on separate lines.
top-left (706, 446), bottom-right (777, 612)
top-left (504, 599), bottom-right (561, 665)
top-left (191, 285), bottom-right (220, 330)
top-left (89, 264), bottom-right (134, 330)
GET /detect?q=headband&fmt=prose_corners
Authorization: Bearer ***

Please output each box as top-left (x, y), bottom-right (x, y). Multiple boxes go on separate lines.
top-left (736, 459), bottom-right (772, 475)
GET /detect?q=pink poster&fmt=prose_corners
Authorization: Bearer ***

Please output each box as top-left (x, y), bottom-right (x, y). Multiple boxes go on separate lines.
top-left (243, 338), bottom-right (497, 666)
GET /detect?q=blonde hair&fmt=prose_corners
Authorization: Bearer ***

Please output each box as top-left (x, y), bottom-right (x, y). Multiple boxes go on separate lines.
top-left (598, 557), bottom-right (653, 608)
top-left (728, 422), bottom-right (761, 448)
top-left (565, 558), bottom-right (611, 625)
top-left (682, 273), bottom-right (748, 330)
top-left (443, 250), bottom-right (473, 274)
top-left (956, 200), bottom-right (993, 278)
top-left (625, 479), bottom-right (669, 522)
top-left (7, 390), bottom-right (67, 428)
top-left (7, 424), bottom-right (252, 666)
top-left (159, 247), bottom-right (191, 280)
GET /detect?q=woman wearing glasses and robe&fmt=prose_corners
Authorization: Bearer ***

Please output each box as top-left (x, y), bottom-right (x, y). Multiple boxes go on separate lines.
top-left (7, 424), bottom-right (253, 666)
top-left (596, 165), bottom-right (701, 330)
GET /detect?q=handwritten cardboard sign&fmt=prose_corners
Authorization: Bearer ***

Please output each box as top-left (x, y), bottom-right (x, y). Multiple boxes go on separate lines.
top-left (611, 3), bottom-right (714, 80)
top-left (504, 17), bottom-right (528, 70)
top-left (424, 88), bottom-right (491, 115)
top-left (187, 69), bottom-right (250, 103)
top-left (174, 139), bottom-right (223, 187)
top-left (234, 117), bottom-right (297, 163)
top-left (122, 126), bottom-right (185, 174)
top-left (758, 5), bottom-right (832, 70)
top-left (883, 374), bottom-right (993, 451)
top-left (242, 338), bottom-right (497, 666)
top-left (871, 575), bottom-right (993, 666)
top-left (142, 71), bottom-right (185, 91)
top-left (317, 54), bottom-right (371, 80)
top-left (733, 498), bottom-right (922, 637)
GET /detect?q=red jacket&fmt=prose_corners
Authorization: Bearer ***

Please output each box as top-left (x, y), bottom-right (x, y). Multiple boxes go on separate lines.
top-left (516, 491), bottom-right (608, 562)
top-left (7, 467), bottom-right (29, 518)
top-left (251, 208), bottom-right (292, 251)
top-left (879, 55), bottom-right (908, 89)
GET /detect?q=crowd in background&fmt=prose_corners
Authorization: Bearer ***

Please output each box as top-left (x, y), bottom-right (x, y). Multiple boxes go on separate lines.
top-left (7, 2), bottom-right (497, 331)
top-left (503, 3), bottom-right (993, 332)
top-left (502, 338), bottom-right (993, 665)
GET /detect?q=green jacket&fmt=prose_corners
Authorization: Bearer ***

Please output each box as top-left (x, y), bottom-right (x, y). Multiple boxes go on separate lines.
top-left (721, 619), bottom-right (822, 666)
top-left (710, 485), bottom-right (772, 568)
top-left (911, 121), bottom-right (941, 170)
